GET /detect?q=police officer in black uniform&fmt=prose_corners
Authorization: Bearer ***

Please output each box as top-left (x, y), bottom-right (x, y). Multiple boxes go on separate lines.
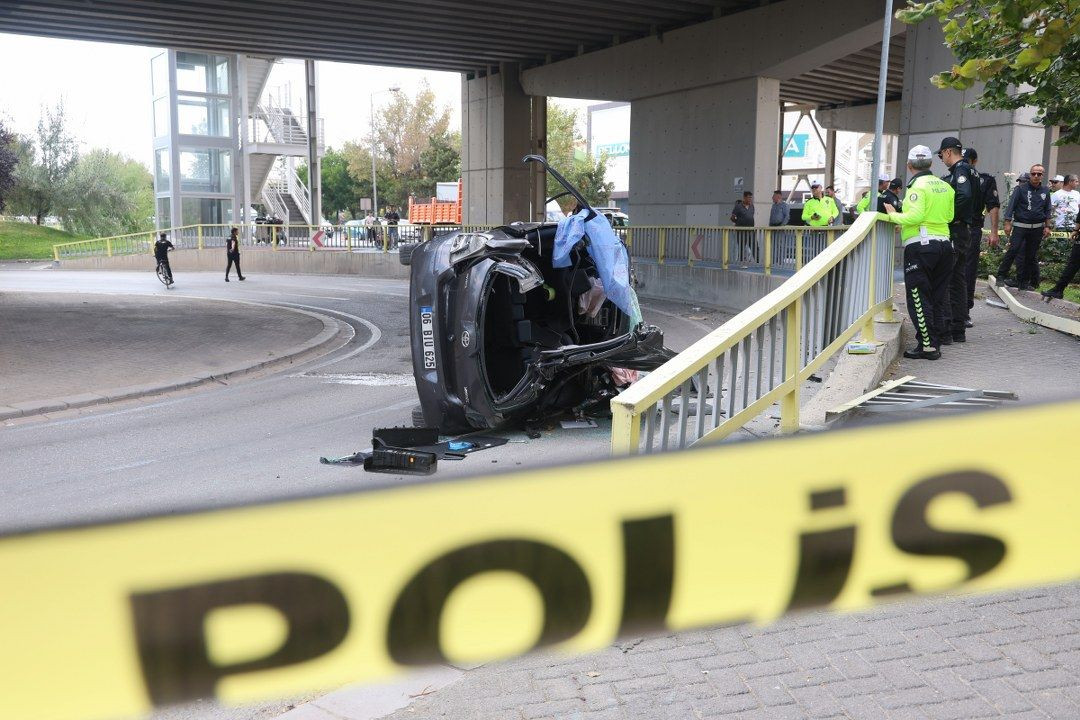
top-left (961, 148), bottom-right (1000, 325)
top-left (882, 178), bottom-right (903, 213)
top-left (937, 137), bottom-right (979, 343)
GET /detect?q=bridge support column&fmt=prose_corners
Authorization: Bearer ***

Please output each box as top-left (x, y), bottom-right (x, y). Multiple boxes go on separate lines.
top-left (461, 64), bottom-right (539, 226)
top-left (305, 59), bottom-right (321, 227)
top-left (899, 21), bottom-right (1047, 181)
top-left (630, 76), bottom-right (780, 225)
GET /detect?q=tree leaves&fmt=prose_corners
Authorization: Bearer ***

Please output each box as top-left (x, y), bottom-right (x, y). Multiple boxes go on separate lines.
top-left (898, 0), bottom-right (1080, 144)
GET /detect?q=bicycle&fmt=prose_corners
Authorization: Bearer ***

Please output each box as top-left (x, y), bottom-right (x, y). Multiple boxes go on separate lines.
top-left (156, 259), bottom-right (174, 288)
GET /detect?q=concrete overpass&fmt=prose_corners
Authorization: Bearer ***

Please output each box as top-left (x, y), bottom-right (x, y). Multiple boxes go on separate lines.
top-left (2, 0), bottom-right (1073, 225)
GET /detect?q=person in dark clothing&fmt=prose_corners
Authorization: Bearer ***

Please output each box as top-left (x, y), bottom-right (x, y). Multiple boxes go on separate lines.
top-left (730, 191), bottom-right (755, 226)
top-left (996, 164), bottom-right (1053, 290)
top-left (225, 227), bottom-right (245, 282)
top-left (154, 232), bottom-right (175, 285)
top-left (937, 136), bottom-right (979, 343)
top-left (881, 179), bottom-right (903, 213)
top-left (1041, 228), bottom-right (1080, 300)
top-left (384, 207), bottom-right (401, 246)
top-left (961, 148), bottom-right (1000, 325)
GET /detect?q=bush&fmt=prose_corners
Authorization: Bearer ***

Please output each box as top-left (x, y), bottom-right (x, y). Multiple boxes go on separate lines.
top-left (976, 231), bottom-right (1074, 283)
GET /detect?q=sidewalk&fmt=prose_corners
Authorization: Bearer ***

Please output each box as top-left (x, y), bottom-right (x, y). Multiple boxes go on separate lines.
top-left (0, 292), bottom-right (333, 418)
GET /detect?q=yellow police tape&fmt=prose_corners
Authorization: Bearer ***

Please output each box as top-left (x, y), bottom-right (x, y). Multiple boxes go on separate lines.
top-left (2, 401), bottom-right (1078, 719)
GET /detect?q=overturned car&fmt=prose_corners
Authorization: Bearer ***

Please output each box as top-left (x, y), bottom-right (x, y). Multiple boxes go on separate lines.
top-left (406, 155), bottom-right (673, 433)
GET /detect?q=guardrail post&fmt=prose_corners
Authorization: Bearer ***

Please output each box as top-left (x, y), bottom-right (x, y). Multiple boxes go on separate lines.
top-left (722, 228), bottom-right (729, 270)
top-left (382, 231), bottom-right (389, 253)
top-left (862, 228), bottom-right (878, 342)
top-left (795, 229), bottom-right (804, 270)
top-left (53, 245), bottom-right (60, 262)
top-left (423, 225), bottom-right (431, 243)
top-left (197, 225), bottom-right (204, 251)
top-left (346, 227), bottom-right (352, 252)
top-left (626, 227), bottom-right (633, 251)
top-left (106, 238), bottom-right (113, 257)
top-left (658, 227), bottom-right (666, 265)
top-left (764, 230), bottom-right (772, 275)
top-left (610, 403), bottom-right (640, 456)
top-left (780, 298), bottom-right (802, 434)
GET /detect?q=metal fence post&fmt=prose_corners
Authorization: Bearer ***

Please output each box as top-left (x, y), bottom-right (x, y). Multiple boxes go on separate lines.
top-left (658, 227), bottom-right (666, 265)
top-left (626, 227), bottom-right (633, 251)
top-left (423, 225), bottom-right (431, 243)
top-left (795, 229), bottom-right (804, 270)
top-left (346, 226), bottom-right (352, 252)
top-left (764, 230), bottom-right (772, 275)
top-left (382, 230), bottom-right (389, 253)
top-left (106, 238), bottom-right (113, 257)
top-left (862, 230), bottom-right (878, 342)
top-left (197, 225), bottom-right (204, 251)
top-left (272, 226), bottom-right (279, 250)
top-left (722, 228), bottom-right (729, 270)
top-left (780, 298), bottom-right (802, 433)
top-left (610, 403), bottom-right (640, 456)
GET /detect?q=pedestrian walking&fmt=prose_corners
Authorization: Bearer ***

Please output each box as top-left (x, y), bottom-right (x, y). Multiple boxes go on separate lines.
top-left (364, 211), bottom-right (376, 243)
top-left (881, 145), bottom-right (955, 360)
top-left (824, 185), bottom-right (845, 226)
top-left (1051, 174), bottom-right (1079, 231)
top-left (937, 136), bottom-right (980, 343)
top-left (1041, 227), bottom-right (1080, 300)
top-left (996, 164), bottom-right (1052, 290)
top-left (769, 190), bottom-right (790, 227)
top-left (225, 227), bottom-right (245, 282)
top-left (961, 148), bottom-right (1001, 325)
top-left (802, 182), bottom-right (833, 226)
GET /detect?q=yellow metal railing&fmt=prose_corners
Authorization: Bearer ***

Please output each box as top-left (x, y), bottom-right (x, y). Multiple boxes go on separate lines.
top-left (611, 213), bottom-right (896, 455)
top-left (614, 225), bottom-right (848, 272)
top-left (52, 222), bottom-right (486, 260)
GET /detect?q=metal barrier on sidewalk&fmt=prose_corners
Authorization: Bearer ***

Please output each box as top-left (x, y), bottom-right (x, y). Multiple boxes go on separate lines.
top-left (610, 214), bottom-right (897, 455)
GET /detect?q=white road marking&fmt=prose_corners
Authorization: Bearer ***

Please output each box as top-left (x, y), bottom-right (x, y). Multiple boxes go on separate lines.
top-left (306, 373), bottom-right (414, 386)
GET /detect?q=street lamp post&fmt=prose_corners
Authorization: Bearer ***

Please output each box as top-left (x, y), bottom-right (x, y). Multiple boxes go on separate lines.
top-left (370, 86), bottom-right (401, 217)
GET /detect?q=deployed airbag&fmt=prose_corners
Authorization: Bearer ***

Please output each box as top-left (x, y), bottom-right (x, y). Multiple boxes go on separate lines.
top-left (553, 210), bottom-right (643, 326)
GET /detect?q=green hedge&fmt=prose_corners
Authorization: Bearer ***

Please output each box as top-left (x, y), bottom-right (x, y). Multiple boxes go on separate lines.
top-left (976, 232), bottom-right (1075, 284)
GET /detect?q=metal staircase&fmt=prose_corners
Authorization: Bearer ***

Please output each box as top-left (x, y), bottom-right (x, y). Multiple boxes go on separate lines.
top-left (244, 58), bottom-right (323, 226)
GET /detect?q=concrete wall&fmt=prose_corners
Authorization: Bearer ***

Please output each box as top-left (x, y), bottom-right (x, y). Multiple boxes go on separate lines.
top-left (634, 262), bottom-right (785, 313)
top-left (59, 249), bottom-right (411, 279)
top-left (631, 77), bottom-right (780, 225)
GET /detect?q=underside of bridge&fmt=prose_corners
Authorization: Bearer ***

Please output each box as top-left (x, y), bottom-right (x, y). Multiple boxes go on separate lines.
top-left (1, 1), bottom-right (1063, 225)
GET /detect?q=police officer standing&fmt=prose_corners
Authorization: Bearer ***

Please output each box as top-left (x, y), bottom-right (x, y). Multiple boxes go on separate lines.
top-left (961, 148), bottom-right (1000, 324)
top-left (996, 164), bottom-right (1053, 290)
top-left (936, 137), bottom-right (979, 343)
top-left (881, 145), bottom-right (955, 360)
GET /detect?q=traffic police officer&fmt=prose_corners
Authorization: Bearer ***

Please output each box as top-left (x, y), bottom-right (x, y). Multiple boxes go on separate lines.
top-left (881, 145), bottom-right (955, 360)
top-left (802, 182), bottom-right (834, 227)
top-left (961, 148), bottom-right (1000, 323)
top-left (937, 136), bottom-right (979, 343)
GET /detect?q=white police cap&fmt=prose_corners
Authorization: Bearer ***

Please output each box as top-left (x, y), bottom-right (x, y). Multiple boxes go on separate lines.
top-left (907, 145), bottom-right (932, 161)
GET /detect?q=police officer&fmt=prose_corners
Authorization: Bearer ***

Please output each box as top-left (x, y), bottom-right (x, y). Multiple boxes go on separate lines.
top-left (937, 137), bottom-right (979, 343)
top-left (961, 148), bottom-right (1000, 324)
top-left (996, 164), bottom-right (1053, 290)
top-left (883, 178), bottom-right (903, 213)
top-left (856, 174), bottom-right (890, 215)
top-left (881, 145), bottom-right (955, 360)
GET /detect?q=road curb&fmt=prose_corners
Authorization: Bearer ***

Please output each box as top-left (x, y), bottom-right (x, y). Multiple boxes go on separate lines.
top-left (799, 315), bottom-right (904, 431)
top-left (0, 305), bottom-right (344, 423)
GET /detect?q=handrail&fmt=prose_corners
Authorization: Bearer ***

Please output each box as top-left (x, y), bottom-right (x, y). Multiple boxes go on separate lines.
top-left (610, 213), bottom-right (896, 455)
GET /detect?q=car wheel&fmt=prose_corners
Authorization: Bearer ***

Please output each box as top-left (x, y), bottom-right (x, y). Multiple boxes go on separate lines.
top-left (412, 404), bottom-right (427, 428)
top-left (399, 242), bottom-right (417, 266)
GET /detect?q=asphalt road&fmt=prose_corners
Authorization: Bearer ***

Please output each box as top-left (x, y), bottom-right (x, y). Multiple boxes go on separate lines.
top-left (0, 266), bottom-right (722, 534)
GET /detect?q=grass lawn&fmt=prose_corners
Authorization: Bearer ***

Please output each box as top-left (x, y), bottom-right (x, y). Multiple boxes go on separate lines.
top-left (0, 220), bottom-right (88, 260)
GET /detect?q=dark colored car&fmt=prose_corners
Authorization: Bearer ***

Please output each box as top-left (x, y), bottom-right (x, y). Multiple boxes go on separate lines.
top-left (406, 156), bottom-right (674, 433)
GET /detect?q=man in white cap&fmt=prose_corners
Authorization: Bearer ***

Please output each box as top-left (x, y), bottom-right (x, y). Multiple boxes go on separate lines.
top-left (802, 182), bottom-right (833, 227)
top-left (1050, 175), bottom-right (1064, 193)
top-left (856, 173), bottom-right (891, 216)
top-left (1051, 174), bottom-right (1079, 231)
top-left (880, 145), bottom-right (955, 360)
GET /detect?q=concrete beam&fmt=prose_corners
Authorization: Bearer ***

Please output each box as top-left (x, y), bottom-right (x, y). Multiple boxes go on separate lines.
top-left (521, 0), bottom-right (903, 101)
top-left (817, 102), bottom-right (901, 134)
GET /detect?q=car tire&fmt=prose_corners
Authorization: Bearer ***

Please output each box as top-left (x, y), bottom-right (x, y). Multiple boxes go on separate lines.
top-left (412, 405), bottom-right (427, 428)
top-left (399, 242), bottom-right (417, 266)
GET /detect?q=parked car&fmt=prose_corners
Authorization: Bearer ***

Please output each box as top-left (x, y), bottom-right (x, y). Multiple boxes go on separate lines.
top-left (406, 155), bottom-right (673, 432)
top-left (596, 206), bottom-right (630, 227)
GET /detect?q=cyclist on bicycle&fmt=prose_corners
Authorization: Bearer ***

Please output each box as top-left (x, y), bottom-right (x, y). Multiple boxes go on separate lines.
top-left (154, 232), bottom-right (175, 286)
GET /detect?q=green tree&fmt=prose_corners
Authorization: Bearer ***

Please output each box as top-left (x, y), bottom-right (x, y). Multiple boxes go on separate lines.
top-left (10, 102), bottom-right (79, 224)
top-left (0, 120), bottom-right (18, 213)
top-left (297, 148), bottom-right (366, 222)
top-left (897, 0), bottom-right (1080, 143)
top-left (545, 102), bottom-right (614, 208)
top-left (61, 150), bottom-right (154, 237)
top-left (414, 130), bottom-right (461, 200)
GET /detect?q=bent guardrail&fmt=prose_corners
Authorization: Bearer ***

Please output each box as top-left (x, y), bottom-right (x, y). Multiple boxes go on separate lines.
top-left (611, 213), bottom-right (897, 455)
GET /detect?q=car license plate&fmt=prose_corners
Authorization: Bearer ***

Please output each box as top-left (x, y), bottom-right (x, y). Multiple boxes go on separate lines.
top-left (420, 306), bottom-right (436, 369)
